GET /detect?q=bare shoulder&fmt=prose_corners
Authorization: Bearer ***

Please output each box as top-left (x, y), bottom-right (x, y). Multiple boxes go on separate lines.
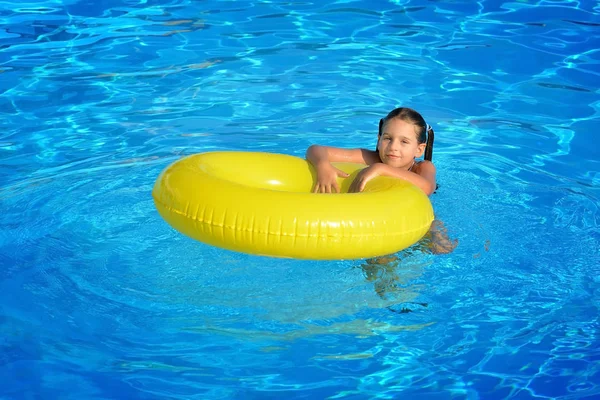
top-left (415, 160), bottom-right (436, 174)
top-left (415, 160), bottom-right (437, 195)
top-left (414, 161), bottom-right (436, 182)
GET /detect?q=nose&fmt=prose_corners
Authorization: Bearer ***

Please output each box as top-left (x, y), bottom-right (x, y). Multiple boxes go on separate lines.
top-left (389, 138), bottom-right (400, 151)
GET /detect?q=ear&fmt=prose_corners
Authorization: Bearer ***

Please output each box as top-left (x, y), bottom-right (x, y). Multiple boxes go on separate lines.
top-left (415, 143), bottom-right (426, 158)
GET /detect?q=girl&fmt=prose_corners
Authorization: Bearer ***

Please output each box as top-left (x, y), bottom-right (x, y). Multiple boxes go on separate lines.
top-left (306, 107), bottom-right (456, 255)
top-left (306, 107), bottom-right (436, 195)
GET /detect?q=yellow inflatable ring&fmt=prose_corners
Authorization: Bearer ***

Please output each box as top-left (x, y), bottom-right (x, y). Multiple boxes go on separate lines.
top-left (152, 151), bottom-right (434, 260)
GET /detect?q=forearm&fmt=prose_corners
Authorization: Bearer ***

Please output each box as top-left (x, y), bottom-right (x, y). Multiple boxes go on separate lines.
top-left (378, 164), bottom-right (435, 195)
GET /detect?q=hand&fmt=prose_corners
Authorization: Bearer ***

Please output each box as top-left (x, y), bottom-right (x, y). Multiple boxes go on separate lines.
top-left (348, 164), bottom-right (382, 193)
top-left (313, 164), bottom-right (349, 193)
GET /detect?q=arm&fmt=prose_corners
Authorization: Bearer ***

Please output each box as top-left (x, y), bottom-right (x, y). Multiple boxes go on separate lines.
top-left (411, 161), bottom-right (437, 195)
top-left (305, 145), bottom-right (379, 193)
top-left (305, 145), bottom-right (379, 165)
top-left (348, 161), bottom-right (437, 196)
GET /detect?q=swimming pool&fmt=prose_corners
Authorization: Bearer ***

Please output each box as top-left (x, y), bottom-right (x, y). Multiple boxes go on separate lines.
top-left (1, 0), bottom-right (599, 398)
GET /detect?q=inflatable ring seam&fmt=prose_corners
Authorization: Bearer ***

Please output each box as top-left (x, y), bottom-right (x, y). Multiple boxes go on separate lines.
top-left (154, 197), bottom-right (427, 239)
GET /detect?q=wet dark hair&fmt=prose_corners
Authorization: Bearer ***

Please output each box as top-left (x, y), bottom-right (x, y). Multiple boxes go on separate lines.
top-left (377, 107), bottom-right (435, 161)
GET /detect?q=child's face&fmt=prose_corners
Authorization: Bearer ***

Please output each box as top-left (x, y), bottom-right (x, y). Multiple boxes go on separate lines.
top-left (377, 118), bottom-right (426, 169)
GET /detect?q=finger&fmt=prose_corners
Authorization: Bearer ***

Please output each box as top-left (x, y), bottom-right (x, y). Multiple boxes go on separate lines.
top-left (348, 181), bottom-right (356, 193)
top-left (351, 179), bottom-right (364, 193)
top-left (333, 183), bottom-right (340, 193)
top-left (325, 185), bottom-right (331, 194)
top-left (335, 168), bottom-right (349, 178)
top-left (313, 184), bottom-right (318, 193)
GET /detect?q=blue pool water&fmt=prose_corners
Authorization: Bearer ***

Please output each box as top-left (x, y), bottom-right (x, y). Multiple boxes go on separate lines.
top-left (1, 0), bottom-right (599, 398)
